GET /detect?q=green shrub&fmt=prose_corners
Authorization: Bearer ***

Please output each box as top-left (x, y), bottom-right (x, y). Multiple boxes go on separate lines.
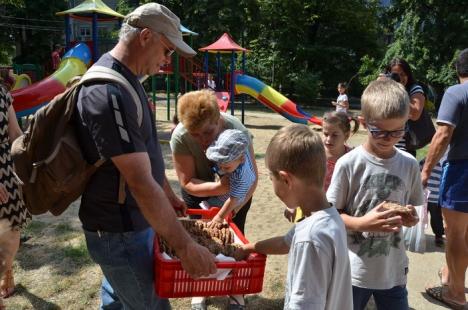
top-left (291, 71), bottom-right (323, 103)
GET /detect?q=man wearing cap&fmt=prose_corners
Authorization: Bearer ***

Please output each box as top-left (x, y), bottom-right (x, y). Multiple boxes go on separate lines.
top-left (74, 3), bottom-right (216, 309)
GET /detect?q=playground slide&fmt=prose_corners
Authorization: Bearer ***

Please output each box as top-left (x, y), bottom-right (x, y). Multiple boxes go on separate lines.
top-left (234, 74), bottom-right (322, 126)
top-left (12, 43), bottom-right (91, 117)
top-left (11, 73), bottom-right (31, 90)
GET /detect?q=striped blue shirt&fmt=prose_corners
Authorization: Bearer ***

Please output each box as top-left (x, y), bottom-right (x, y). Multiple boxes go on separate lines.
top-left (218, 149), bottom-right (256, 205)
top-left (420, 155), bottom-right (445, 203)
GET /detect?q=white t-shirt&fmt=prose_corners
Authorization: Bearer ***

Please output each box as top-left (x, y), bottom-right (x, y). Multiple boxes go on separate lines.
top-left (336, 94), bottom-right (348, 113)
top-left (284, 207), bottom-right (352, 310)
top-left (326, 146), bottom-right (424, 289)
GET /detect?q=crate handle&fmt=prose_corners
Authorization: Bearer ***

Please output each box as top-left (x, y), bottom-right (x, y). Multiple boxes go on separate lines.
top-left (186, 207), bottom-right (221, 218)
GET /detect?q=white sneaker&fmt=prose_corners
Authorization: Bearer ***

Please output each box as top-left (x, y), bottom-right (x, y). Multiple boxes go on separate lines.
top-left (191, 297), bottom-right (207, 310)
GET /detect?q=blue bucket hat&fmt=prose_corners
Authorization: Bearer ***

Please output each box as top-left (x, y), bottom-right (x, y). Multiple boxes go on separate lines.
top-left (206, 129), bottom-right (249, 164)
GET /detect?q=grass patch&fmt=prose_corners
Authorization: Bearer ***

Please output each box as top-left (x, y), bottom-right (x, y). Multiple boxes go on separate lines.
top-left (54, 223), bottom-right (75, 234)
top-left (63, 240), bottom-right (92, 265)
top-left (23, 221), bottom-right (47, 236)
top-left (54, 223), bottom-right (80, 242)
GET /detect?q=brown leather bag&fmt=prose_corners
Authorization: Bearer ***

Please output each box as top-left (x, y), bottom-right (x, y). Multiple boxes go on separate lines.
top-left (11, 66), bottom-right (142, 215)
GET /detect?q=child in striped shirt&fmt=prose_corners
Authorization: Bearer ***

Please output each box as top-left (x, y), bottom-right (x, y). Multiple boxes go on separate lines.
top-left (420, 154), bottom-right (446, 246)
top-left (205, 129), bottom-right (256, 233)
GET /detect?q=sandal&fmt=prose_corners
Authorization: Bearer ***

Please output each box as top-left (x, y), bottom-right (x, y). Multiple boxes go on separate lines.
top-left (425, 285), bottom-right (466, 310)
top-left (0, 269), bottom-right (14, 298)
top-left (228, 295), bottom-right (246, 310)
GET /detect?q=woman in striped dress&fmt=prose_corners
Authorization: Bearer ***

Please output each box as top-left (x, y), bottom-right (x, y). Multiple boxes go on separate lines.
top-left (386, 58), bottom-right (426, 157)
top-left (0, 81), bottom-right (31, 309)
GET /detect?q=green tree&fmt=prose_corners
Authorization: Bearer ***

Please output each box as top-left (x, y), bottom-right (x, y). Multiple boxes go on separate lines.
top-left (0, 0), bottom-right (24, 63)
top-left (361, 0), bottom-right (468, 106)
top-left (1, 0), bottom-right (67, 66)
top-left (249, 0), bottom-right (382, 102)
top-left (117, 0), bottom-right (382, 103)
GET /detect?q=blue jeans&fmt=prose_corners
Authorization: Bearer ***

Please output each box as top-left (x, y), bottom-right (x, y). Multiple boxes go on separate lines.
top-left (84, 227), bottom-right (171, 310)
top-left (352, 285), bottom-right (408, 310)
top-left (100, 277), bottom-right (122, 310)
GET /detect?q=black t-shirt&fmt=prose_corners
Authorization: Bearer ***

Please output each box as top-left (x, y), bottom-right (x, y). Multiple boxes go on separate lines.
top-left (75, 53), bottom-right (165, 232)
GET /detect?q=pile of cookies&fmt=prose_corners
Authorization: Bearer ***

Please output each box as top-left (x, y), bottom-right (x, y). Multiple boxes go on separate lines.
top-left (159, 219), bottom-right (243, 260)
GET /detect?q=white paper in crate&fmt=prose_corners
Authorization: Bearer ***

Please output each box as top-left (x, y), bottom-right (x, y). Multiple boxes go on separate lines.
top-left (200, 254), bottom-right (235, 280)
top-left (402, 189), bottom-right (429, 253)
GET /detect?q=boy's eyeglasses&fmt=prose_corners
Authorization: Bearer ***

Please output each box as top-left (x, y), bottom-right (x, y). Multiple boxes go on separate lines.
top-left (367, 124), bottom-right (407, 139)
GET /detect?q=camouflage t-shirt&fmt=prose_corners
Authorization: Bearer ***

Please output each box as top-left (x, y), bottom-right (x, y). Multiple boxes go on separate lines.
top-left (326, 146), bottom-right (424, 289)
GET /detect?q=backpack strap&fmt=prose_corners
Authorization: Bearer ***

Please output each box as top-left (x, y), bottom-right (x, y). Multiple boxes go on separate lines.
top-left (80, 66), bottom-right (146, 205)
top-left (80, 65), bottom-right (143, 127)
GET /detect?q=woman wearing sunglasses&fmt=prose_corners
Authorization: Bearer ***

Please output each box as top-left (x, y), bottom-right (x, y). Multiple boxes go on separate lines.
top-left (385, 58), bottom-right (426, 156)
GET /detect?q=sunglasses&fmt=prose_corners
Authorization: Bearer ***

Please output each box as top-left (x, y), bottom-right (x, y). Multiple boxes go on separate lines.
top-left (159, 37), bottom-right (175, 57)
top-left (367, 124), bottom-right (407, 139)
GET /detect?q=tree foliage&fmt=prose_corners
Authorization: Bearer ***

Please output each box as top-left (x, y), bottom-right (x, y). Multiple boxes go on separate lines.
top-left (2, 0), bottom-right (464, 104)
top-left (359, 0), bottom-right (468, 104)
top-left (0, 0), bottom-right (67, 65)
top-left (0, 0), bottom-right (24, 64)
top-left (154, 0), bottom-right (381, 102)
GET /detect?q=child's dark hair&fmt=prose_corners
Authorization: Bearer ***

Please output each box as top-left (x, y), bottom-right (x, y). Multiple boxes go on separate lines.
top-left (322, 111), bottom-right (359, 135)
top-left (338, 82), bottom-right (347, 89)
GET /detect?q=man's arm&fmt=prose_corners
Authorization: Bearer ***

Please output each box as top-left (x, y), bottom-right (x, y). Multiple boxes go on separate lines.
top-left (421, 124), bottom-right (454, 186)
top-left (163, 176), bottom-right (186, 216)
top-left (112, 152), bottom-right (216, 278)
top-left (172, 153), bottom-right (228, 196)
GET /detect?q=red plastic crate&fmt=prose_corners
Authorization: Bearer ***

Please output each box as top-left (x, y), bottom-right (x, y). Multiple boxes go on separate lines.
top-left (153, 209), bottom-right (266, 298)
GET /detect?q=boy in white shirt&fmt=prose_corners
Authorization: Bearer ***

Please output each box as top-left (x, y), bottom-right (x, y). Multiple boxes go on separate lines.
top-left (327, 79), bottom-right (422, 310)
top-left (239, 124), bottom-right (352, 310)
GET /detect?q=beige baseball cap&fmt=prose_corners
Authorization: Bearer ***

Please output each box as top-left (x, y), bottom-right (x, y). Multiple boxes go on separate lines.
top-left (124, 3), bottom-right (196, 58)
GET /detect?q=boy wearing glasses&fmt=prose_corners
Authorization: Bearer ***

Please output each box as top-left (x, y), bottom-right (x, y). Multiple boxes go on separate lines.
top-left (327, 79), bottom-right (423, 310)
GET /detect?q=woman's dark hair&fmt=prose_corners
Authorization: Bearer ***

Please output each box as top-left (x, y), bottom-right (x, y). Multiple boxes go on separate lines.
top-left (387, 58), bottom-right (416, 87)
top-left (323, 111), bottom-right (359, 135)
top-left (455, 48), bottom-right (468, 78)
top-left (338, 82), bottom-right (347, 89)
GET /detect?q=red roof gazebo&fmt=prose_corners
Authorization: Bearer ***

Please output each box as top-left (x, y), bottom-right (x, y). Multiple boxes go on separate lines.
top-left (199, 33), bottom-right (249, 120)
top-left (199, 33), bottom-right (249, 53)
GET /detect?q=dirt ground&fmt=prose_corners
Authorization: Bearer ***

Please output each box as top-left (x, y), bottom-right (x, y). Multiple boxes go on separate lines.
top-left (5, 104), bottom-right (467, 309)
